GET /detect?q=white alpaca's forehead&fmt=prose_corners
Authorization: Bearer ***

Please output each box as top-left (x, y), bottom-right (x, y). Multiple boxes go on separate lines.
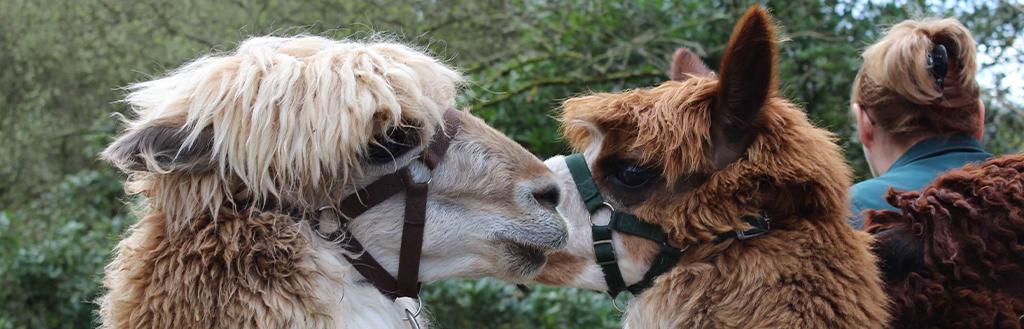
top-left (120, 35), bottom-right (465, 205)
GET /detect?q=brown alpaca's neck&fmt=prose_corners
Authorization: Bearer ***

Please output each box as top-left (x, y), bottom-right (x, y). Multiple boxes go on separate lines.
top-left (625, 215), bottom-right (890, 329)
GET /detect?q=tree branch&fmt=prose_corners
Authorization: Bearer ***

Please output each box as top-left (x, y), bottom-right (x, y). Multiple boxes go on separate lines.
top-left (470, 70), bottom-right (664, 109)
top-left (150, 2), bottom-right (218, 48)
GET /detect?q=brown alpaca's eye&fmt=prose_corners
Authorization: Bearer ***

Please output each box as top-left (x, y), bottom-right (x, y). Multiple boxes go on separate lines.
top-left (610, 163), bottom-right (659, 189)
top-left (366, 126), bottom-right (420, 164)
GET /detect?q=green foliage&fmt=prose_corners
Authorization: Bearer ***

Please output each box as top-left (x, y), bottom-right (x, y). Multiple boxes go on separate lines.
top-left (0, 0), bottom-right (1021, 328)
top-left (0, 169), bottom-right (130, 329)
top-left (422, 280), bottom-right (623, 329)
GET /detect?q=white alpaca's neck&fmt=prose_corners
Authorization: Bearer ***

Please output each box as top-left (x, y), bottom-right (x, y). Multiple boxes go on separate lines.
top-left (307, 242), bottom-right (427, 329)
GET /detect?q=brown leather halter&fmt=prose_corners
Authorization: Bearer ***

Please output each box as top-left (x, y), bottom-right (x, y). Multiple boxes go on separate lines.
top-left (312, 109), bottom-right (461, 300)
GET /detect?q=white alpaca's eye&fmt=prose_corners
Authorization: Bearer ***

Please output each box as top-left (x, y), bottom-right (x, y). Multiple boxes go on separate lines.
top-left (366, 126), bottom-right (420, 164)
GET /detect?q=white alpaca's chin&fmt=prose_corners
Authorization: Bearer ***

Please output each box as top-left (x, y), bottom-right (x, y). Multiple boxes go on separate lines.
top-left (496, 241), bottom-right (550, 282)
top-left (488, 219), bottom-right (568, 282)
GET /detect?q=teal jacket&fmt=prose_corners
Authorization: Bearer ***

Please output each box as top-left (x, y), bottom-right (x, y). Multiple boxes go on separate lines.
top-left (849, 135), bottom-right (991, 229)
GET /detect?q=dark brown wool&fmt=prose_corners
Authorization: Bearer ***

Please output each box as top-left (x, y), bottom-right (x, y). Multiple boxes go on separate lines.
top-left (866, 154), bottom-right (1024, 329)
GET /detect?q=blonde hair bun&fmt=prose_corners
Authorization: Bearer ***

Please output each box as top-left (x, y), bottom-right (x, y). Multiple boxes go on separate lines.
top-left (860, 18), bottom-right (979, 107)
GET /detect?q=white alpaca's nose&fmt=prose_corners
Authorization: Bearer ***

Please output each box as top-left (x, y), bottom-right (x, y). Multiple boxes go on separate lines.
top-left (511, 174), bottom-right (569, 251)
top-left (531, 183), bottom-right (561, 211)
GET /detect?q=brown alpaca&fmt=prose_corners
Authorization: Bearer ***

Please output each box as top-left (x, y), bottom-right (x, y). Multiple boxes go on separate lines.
top-left (536, 6), bottom-right (889, 328)
top-left (866, 154), bottom-right (1024, 329)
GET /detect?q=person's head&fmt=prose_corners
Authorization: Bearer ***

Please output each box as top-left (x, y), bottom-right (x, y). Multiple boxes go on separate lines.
top-left (851, 18), bottom-right (984, 176)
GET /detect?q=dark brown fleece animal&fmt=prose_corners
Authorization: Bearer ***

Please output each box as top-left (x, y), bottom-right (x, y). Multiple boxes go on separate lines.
top-left (866, 154), bottom-right (1024, 329)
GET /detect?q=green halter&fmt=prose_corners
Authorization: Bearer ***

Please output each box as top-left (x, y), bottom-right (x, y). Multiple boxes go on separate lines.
top-left (564, 153), bottom-right (770, 297)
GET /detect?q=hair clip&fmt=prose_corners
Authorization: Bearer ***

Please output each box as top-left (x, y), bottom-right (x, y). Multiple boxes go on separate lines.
top-left (926, 44), bottom-right (949, 90)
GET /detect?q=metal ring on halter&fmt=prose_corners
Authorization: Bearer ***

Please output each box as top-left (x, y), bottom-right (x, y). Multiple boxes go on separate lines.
top-left (606, 292), bottom-right (627, 313)
top-left (404, 309), bottom-right (422, 329)
top-left (397, 296), bottom-right (424, 320)
top-left (313, 206), bottom-right (343, 241)
top-left (396, 296), bottom-right (424, 329)
top-left (408, 155), bottom-right (434, 185)
top-left (589, 202), bottom-right (617, 225)
top-left (316, 205), bottom-right (337, 215)
top-left (413, 161), bottom-right (433, 185)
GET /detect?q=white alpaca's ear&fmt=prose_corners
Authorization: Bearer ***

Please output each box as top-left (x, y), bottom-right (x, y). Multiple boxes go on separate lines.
top-left (101, 123), bottom-right (216, 175)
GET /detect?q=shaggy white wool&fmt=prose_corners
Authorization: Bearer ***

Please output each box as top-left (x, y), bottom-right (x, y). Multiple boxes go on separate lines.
top-left (110, 36), bottom-right (463, 220)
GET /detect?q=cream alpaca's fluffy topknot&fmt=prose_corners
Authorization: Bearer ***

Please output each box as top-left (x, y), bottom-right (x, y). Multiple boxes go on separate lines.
top-left (106, 36), bottom-right (463, 219)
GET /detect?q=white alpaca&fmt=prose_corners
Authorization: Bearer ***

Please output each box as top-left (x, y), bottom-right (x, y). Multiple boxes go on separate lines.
top-left (99, 36), bottom-right (566, 329)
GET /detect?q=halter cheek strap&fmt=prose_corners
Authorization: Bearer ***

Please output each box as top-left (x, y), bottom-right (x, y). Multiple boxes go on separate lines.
top-left (312, 109), bottom-right (460, 300)
top-left (564, 153), bottom-right (770, 298)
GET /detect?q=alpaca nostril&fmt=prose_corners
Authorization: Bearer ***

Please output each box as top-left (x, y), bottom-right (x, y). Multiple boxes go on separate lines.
top-left (532, 184), bottom-right (561, 209)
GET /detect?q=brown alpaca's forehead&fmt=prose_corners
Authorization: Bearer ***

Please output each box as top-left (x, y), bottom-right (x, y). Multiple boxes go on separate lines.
top-left (562, 78), bottom-right (719, 180)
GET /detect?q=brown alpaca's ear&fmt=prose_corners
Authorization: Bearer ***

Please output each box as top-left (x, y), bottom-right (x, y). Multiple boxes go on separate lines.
top-left (711, 5), bottom-right (777, 169)
top-left (670, 48), bottom-right (713, 81)
top-left (101, 123), bottom-right (216, 175)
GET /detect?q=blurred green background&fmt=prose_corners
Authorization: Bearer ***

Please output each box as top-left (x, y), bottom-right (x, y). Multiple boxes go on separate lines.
top-left (1, 0), bottom-right (1021, 328)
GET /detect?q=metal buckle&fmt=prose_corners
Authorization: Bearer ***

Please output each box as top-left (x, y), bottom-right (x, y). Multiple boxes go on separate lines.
top-left (735, 212), bottom-right (770, 240)
top-left (735, 229), bottom-right (766, 240)
top-left (593, 239), bottom-right (616, 266)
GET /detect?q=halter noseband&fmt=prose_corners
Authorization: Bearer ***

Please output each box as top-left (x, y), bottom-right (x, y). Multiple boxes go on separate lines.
top-left (312, 109), bottom-right (461, 301)
top-left (564, 153), bottom-right (771, 298)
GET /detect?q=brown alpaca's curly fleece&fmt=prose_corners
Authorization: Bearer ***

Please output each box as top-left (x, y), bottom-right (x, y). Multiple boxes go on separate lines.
top-left (865, 154), bottom-right (1024, 329)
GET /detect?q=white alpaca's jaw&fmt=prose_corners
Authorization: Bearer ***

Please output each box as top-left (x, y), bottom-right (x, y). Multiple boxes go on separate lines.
top-left (477, 173), bottom-right (569, 282)
top-left (499, 240), bottom-right (550, 281)
top-left (491, 218), bottom-right (568, 282)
